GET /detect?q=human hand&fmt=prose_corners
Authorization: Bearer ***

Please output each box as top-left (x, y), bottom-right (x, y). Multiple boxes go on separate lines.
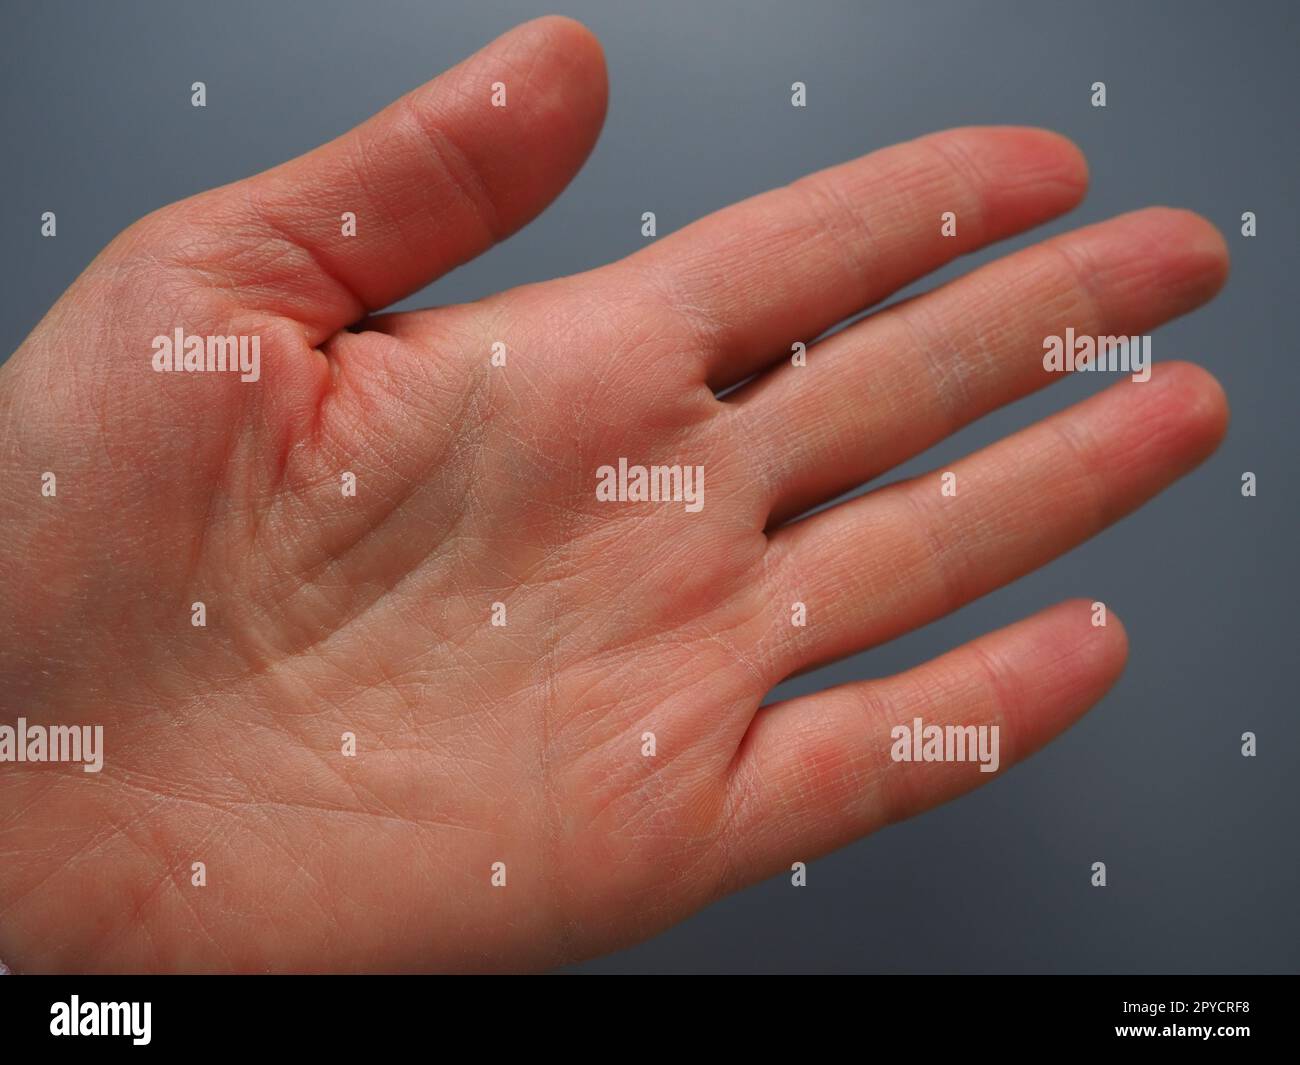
top-left (0, 16), bottom-right (1228, 972)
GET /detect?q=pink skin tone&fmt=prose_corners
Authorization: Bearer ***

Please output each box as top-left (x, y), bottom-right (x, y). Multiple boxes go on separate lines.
top-left (0, 17), bottom-right (1228, 972)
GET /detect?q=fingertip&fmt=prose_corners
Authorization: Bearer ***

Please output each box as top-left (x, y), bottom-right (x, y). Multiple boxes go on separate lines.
top-left (1067, 596), bottom-right (1129, 672)
top-left (953, 599), bottom-right (1131, 766)
top-left (1150, 359), bottom-right (1231, 458)
top-left (493, 15), bottom-right (608, 168)
top-left (531, 13), bottom-right (606, 60)
top-left (1041, 597), bottom-right (1128, 672)
top-left (512, 14), bottom-right (609, 107)
top-left (923, 126), bottom-right (1089, 240)
top-left (1134, 207), bottom-right (1231, 303)
top-left (1171, 209), bottom-right (1230, 289)
top-left (1024, 127), bottom-right (1091, 197)
top-left (1102, 604), bottom-right (1129, 664)
top-left (943, 125), bottom-right (1090, 200)
top-left (524, 12), bottom-right (602, 48)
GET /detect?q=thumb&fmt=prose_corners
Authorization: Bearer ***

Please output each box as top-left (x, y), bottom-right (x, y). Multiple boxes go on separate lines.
top-left (129, 16), bottom-right (608, 341)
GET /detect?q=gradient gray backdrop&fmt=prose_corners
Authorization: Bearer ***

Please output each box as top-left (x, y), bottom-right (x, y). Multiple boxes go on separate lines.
top-left (3, 0), bottom-right (1296, 973)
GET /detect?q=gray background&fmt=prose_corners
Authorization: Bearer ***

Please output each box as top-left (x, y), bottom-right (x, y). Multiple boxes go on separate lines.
top-left (2, 0), bottom-right (1295, 973)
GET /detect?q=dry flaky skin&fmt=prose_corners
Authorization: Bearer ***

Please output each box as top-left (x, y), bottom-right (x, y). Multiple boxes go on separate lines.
top-left (0, 17), bottom-right (1228, 973)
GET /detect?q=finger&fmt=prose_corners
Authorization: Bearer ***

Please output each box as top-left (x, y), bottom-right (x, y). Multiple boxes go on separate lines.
top-left (762, 361), bottom-right (1227, 680)
top-left (132, 16), bottom-right (608, 339)
top-left (612, 126), bottom-right (1088, 390)
top-left (724, 600), bottom-right (1127, 882)
top-left (737, 207), bottom-right (1229, 526)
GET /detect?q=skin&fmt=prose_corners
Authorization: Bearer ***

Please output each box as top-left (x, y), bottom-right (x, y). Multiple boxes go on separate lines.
top-left (0, 17), bottom-right (1229, 973)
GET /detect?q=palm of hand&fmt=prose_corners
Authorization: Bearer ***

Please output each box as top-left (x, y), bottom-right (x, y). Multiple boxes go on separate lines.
top-left (0, 17), bottom-right (1228, 972)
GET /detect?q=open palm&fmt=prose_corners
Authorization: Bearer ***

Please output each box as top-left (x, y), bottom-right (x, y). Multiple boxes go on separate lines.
top-left (0, 17), bottom-right (1229, 972)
